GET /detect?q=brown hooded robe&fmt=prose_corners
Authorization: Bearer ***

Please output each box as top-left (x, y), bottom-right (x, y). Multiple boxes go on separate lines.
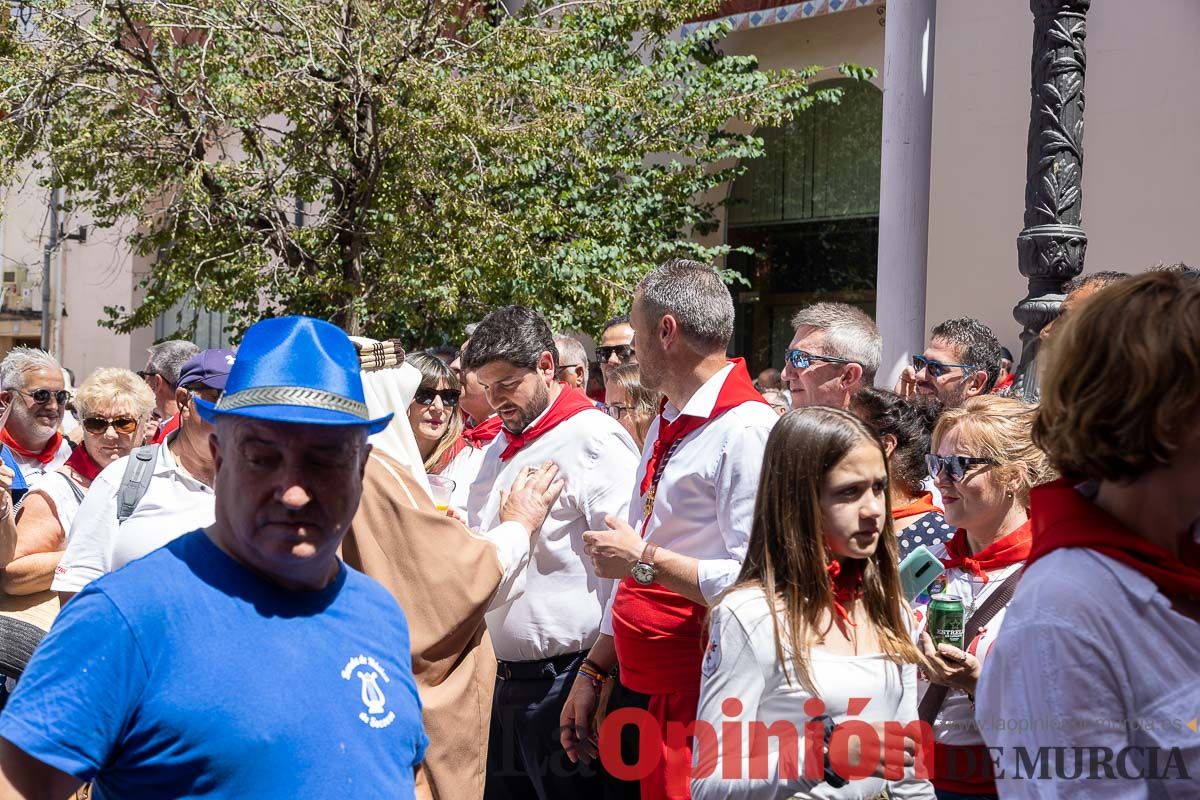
top-left (341, 451), bottom-right (504, 800)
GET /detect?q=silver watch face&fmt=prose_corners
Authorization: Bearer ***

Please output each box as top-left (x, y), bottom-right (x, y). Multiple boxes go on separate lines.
top-left (631, 562), bottom-right (655, 585)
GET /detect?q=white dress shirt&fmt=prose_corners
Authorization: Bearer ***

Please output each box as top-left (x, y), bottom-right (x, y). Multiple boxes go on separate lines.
top-left (976, 547), bottom-right (1200, 799)
top-left (52, 438), bottom-right (214, 593)
top-left (468, 402), bottom-right (639, 662)
top-left (693, 586), bottom-right (934, 800)
top-left (442, 443), bottom-right (486, 511)
top-left (600, 363), bottom-right (777, 635)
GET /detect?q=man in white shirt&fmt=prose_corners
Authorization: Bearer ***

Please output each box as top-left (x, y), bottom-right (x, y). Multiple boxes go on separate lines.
top-left (460, 305), bottom-right (640, 800)
top-left (52, 349), bottom-right (233, 599)
top-left (565, 258), bottom-right (778, 800)
top-left (0, 348), bottom-right (73, 487)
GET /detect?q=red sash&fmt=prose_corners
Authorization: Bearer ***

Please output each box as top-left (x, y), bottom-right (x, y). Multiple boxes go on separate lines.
top-left (0, 429), bottom-right (64, 465)
top-left (63, 444), bottom-right (104, 482)
top-left (497, 385), bottom-right (594, 462)
top-left (462, 415), bottom-right (502, 449)
top-left (1028, 478), bottom-right (1200, 601)
top-left (940, 520), bottom-right (1032, 583)
top-left (611, 579), bottom-right (707, 695)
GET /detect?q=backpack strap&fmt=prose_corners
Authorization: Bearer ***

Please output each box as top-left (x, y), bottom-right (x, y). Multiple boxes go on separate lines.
top-left (918, 569), bottom-right (1023, 724)
top-left (116, 445), bottom-right (159, 523)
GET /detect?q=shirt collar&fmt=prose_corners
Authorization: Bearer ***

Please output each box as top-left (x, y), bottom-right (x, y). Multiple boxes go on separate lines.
top-left (662, 362), bottom-right (735, 423)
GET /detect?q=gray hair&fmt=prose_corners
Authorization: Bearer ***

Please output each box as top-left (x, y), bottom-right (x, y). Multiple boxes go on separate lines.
top-left (146, 340), bottom-right (199, 387)
top-left (635, 258), bottom-right (734, 353)
top-left (554, 335), bottom-right (589, 391)
top-left (0, 347), bottom-right (62, 391)
top-left (790, 302), bottom-right (883, 384)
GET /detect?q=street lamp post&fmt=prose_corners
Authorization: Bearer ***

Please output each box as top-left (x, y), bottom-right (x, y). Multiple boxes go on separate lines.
top-left (1012, 0), bottom-right (1090, 402)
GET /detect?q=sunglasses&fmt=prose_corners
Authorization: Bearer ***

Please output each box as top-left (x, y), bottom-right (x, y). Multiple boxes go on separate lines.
top-left (926, 453), bottom-right (998, 483)
top-left (12, 388), bottom-right (70, 406)
top-left (596, 345), bottom-right (635, 363)
top-left (414, 388), bottom-right (460, 408)
top-left (912, 354), bottom-right (976, 379)
top-left (83, 416), bottom-right (140, 435)
top-left (784, 349), bottom-right (860, 370)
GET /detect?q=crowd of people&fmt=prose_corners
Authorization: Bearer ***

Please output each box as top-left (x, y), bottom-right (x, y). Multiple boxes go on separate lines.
top-left (0, 258), bottom-right (1193, 800)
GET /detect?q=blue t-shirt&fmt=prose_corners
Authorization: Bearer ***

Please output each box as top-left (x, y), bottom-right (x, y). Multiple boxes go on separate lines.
top-left (0, 531), bottom-right (426, 799)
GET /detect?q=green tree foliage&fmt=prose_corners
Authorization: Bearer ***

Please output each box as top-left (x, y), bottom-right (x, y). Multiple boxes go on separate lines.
top-left (0, 0), bottom-right (868, 342)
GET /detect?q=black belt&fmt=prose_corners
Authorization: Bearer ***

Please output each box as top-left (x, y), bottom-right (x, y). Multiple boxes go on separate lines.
top-left (497, 651), bottom-right (586, 681)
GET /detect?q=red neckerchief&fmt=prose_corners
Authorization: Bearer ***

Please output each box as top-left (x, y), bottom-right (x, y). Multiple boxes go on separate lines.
top-left (891, 492), bottom-right (941, 520)
top-left (63, 444), bottom-right (104, 482)
top-left (498, 384), bottom-right (595, 462)
top-left (431, 436), bottom-right (468, 474)
top-left (940, 519), bottom-right (1033, 583)
top-left (152, 414), bottom-right (180, 445)
top-left (0, 428), bottom-right (64, 465)
top-left (827, 558), bottom-right (865, 628)
top-left (1028, 478), bottom-right (1200, 602)
top-left (462, 415), bottom-right (503, 449)
top-left (638, 358), bottom-right (766, 498)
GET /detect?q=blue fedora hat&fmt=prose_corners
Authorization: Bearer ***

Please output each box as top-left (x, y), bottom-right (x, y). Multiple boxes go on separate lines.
top-left (193, 316), bottom-right (392, 434)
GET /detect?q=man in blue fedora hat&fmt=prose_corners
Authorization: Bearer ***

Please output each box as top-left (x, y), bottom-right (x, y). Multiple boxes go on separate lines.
top-left (0, 316), bottom-right (428, 799)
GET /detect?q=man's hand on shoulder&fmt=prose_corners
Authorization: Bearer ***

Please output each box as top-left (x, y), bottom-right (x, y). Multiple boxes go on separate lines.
top-left (498, 462), bottom-right (564, 537)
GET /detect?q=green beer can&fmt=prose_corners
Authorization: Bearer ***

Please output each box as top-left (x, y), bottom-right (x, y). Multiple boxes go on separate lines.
top-left (928, 594), bottom-right (965, 649)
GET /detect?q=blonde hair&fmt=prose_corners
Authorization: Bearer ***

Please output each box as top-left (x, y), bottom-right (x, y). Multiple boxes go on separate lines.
top-left (74, 367), bottom-right (155, 421)
top-left (932, 395), bottom-right (1056, 506)
top-left (1034, 271), bottom-right (1200, 482)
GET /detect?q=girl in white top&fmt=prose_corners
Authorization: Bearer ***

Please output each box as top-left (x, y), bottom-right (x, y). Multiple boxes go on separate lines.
top-left (693, 406), bottom-right (933, 800)
top-left (0, 368), bottom-right (154, 595)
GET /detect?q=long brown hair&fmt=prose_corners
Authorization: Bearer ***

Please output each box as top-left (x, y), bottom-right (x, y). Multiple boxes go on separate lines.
top-left (735, 406), bottom-right (921, 691)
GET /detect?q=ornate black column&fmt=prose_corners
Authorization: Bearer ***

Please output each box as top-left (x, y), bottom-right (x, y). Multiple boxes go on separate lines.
top-left (1012, 0), bottom-right (1090, 402)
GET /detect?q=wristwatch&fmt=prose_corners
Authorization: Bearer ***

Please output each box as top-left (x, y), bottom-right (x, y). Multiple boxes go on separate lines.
top-left (631, 543), bottom-right (658, 586)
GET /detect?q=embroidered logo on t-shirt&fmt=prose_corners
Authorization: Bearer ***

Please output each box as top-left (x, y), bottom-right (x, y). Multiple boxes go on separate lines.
top-left (341, 655), bottom-right (396, 729)
top-left (701, 617), bottom-right (721, 677)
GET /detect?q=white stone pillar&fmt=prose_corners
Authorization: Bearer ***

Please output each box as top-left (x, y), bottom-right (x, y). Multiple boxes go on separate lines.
top-left (875, 0), bottom-right (936, 390)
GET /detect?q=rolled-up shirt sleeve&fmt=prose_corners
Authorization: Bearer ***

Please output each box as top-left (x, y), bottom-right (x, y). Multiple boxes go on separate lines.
top-left (697, 421), bottom-right (772, 604)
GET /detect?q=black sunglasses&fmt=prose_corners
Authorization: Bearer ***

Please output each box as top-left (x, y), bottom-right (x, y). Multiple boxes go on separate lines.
top-left (926, 453), bottom-right (998, 483)
top-left (83, 416), bottom-right (139, 435)
top-left (414, 388), bottom-right (460, 408)
top-left (912, 354), bottom-right (976, 379)
top-left (785, 349), bottom-right (860, 370)
top-left (596, 345), bottom-right (635, 363)
top-left (12, 388), bottom-right (70, 406)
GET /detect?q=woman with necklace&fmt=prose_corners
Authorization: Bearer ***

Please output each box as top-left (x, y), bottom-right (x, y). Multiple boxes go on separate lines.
top-left (693, 407), bottom-right (931, 799)
top-left (913, 395), bottom-right (1054, 799)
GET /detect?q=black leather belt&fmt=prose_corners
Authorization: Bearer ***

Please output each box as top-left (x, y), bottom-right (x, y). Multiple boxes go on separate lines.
top-left (497, 651), bottom-right (586, 681)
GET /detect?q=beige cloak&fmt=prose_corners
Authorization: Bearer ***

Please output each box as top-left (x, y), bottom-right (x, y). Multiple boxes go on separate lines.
top-left (341, 450), bottom-right (503, 800)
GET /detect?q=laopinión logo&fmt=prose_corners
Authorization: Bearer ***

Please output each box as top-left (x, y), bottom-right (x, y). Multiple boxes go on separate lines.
top-left (592, 697), bottom-right (1193, 791)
